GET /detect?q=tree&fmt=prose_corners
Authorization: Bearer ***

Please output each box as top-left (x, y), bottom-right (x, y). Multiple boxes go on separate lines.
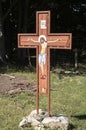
top-left (0, 0), bottom-right (5, 63)
top-left (1, 0), bottom-right (86, 65)
top-left (17, 0), bottom-right (32, 65)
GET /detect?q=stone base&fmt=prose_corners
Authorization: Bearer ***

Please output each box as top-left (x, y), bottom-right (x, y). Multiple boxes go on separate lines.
top-left (19, 109), bottom-right (70, 130)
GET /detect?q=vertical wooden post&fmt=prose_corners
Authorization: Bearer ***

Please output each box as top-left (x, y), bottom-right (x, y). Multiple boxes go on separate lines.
top-left (48, 47), bottom-right (50, 116)
top-left (36, 46), bottom-right (39, 114)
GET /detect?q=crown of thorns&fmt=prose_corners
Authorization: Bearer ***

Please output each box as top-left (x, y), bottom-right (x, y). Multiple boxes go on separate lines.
top-left (38, 35), bottom-right (46, 42)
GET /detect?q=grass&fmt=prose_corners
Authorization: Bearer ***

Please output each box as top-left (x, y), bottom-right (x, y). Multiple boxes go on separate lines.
top-left (0, 68), bottom-right (86, 130)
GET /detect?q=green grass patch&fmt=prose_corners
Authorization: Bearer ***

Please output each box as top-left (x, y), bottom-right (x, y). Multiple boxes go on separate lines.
top-left (0, 72), bottom-right (86, 130)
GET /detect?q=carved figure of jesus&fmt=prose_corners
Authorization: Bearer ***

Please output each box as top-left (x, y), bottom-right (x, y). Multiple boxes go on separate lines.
top-left (31, 35), bottom-right (60, 79)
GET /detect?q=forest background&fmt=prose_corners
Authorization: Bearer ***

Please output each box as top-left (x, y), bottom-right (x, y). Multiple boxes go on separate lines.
top-left (0, 0), bottom-right (86, 70)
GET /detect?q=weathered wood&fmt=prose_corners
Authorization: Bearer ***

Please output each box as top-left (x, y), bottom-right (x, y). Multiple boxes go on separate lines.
top-left (18, 11), bottom-right (72, 116)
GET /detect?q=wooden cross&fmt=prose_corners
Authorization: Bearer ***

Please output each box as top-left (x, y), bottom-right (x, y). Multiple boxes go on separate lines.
top-left (18, 11), bottom-right (72, 116)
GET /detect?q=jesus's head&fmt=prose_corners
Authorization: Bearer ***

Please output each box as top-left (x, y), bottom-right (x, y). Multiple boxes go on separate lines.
top-left (38, 35), bottom-right (46, 43)
top-left (40, 37), bottom-right (45, 43)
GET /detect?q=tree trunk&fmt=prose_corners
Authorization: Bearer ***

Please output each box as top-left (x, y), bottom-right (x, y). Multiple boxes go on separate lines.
top-left (0, 1), bottom-right (5, 63)
top-left (17, 0), bottom-right (23, 62)
top-left (23, 0), bottom-right (32, 66)
top-left (17, 0), bottom-right (27, 63)
top-left (17, 0), bottom-right (31, 66)
top-left (74, 48), bottom-right (78, 69)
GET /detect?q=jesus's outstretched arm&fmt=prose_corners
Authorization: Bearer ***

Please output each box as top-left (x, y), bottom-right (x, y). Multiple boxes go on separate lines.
top-left (48, 38), bottom-right (61, 43)
top-left (31, 39), bottom-right (38, 42)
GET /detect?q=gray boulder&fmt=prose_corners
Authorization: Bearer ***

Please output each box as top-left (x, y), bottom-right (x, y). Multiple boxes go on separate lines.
top-left (19, 109), bottom-right (70, 130)
top-left (42, 115), bottom-right (69, 130)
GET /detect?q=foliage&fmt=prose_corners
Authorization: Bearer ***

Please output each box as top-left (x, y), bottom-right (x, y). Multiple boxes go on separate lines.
top-left (0, 0), bottom-right (86, 64)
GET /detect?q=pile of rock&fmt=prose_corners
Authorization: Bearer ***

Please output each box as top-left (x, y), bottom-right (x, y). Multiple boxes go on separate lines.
top-left (19, 109), bottom-right (70, 130)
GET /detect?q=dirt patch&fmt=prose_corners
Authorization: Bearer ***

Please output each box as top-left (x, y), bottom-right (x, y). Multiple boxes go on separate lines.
top-left (0, 74), bottom-right (36, 95)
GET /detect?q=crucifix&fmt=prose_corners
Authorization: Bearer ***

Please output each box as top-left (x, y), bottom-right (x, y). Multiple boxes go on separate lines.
top-left (18, 11), bottom-right (72, 116)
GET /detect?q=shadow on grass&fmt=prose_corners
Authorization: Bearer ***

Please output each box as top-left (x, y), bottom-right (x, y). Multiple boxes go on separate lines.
top-left (51, 63), bottom-right (86, 80)
top-left (68, 124), bottom-right (76, 130)
top-left (71, 115), bottom-right (86, 120)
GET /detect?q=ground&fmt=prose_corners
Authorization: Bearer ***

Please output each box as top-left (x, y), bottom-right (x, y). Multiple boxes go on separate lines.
top-left (0, 74), bottom-right (36, 95)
